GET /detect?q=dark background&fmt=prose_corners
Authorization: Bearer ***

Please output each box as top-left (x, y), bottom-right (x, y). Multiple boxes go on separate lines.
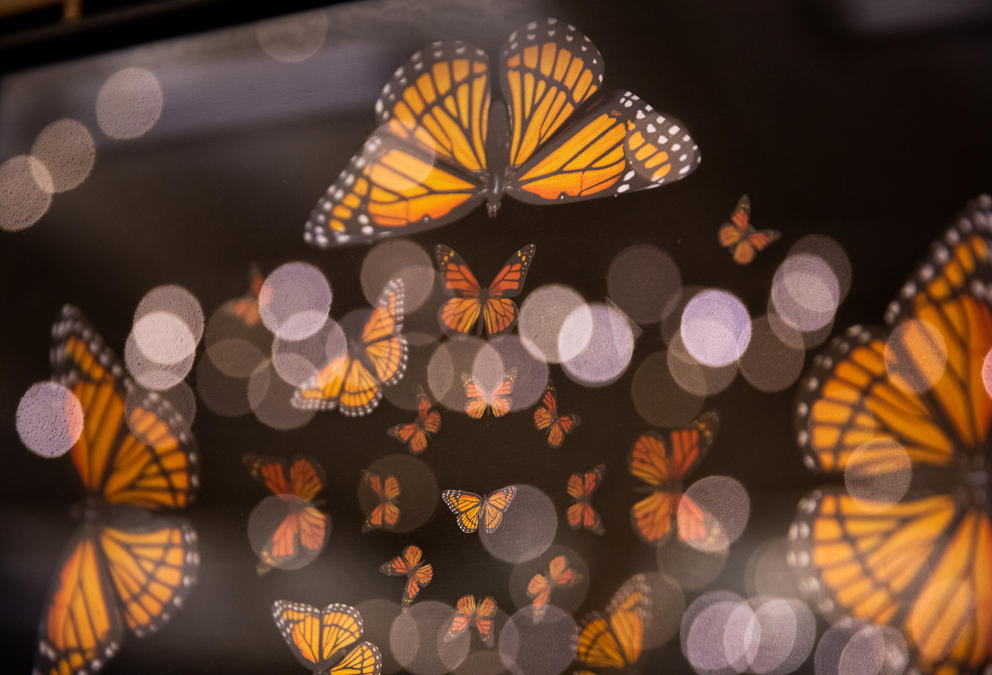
top-left (2, 0), bottom-right (992, 672)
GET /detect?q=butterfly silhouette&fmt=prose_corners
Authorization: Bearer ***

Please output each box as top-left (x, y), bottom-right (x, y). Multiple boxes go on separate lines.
top-left (463, 368), bottom-right (516, 419)
top-left (304, 17), bottom-right (700, 247)
top-left (444, 595), bottom-right (497, 647)
top-left (526, 555), bottom-right (581, 621)
top-left (386, 386), bottom-right (440, 453)
top-left (360, 470), bottom-right (400, 533)
top-left (717, 194), bottom-right (780, 264)
top-left (442, 487), bottom-right (517, 534)
top-left (379, 545), bottom-right (433, 607)
top-left (533, 380), bottom-right (580, 447)
top-left (567, 464), bottom-right (605, 535)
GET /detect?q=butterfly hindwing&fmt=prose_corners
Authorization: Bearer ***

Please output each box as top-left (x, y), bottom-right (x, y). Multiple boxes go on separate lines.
top-left (442, 486), bottom-right (517, 534)
top-left (379, 545), bottom-right (432, 607)
top-left (575, 574), bottom-right (650, 669)
top-left (533, 380), bottom-right (580, 448)
top-left (386, 387), bottom-right (441, 454)
top-left (566, 464), bottom-right (605, 535)
top-left (361, 470), bottom-right (401, 533)
top-left (272, 601), bottom-right (376, 672)
top-left (445, 595), bottom-right (497, 646)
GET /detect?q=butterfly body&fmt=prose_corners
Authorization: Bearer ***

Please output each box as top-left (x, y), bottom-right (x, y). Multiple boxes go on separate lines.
top-left (305, 18), bottom-right (700, 248)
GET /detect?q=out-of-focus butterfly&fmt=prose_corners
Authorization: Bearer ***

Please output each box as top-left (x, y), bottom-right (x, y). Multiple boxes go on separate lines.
top-left (443, 595), bottom-right (497, 647)
top-left (34, 305), bottom-right (199, 675)
top-left (303, 17), bottom-right (701, 248)
top-left (442, 486), bottom-right (518, 534)
top-left (379, 545), bottom-right (433, 607)
top-left (526, 555), bottom-right (581, 621)
top-left (463, 368), bottom-right (516, 419)
top-left (575, 573), bottom-right (651, 671)
top-left (386, 386), bottom-right (441, 453)
top-left (272, 600), bottom-right (382, 674)
top-left (717, 194), bottom-right (780, 265)
top-left (566, 464), bottom-right (605, 535)
top-left (533, 380), bottom-right (580, 448)
top-left (227, 264), bottom-right (265, 326)
top-left (292, 279), bottom-right (408, 417)
top-left (629, 411), bottom-right (720, 546)
top-left (436, 244), bottom-right (535, 337)
top-left (244, 454), bottom-right (330, 574)
top-left (789, 195), bottom-right (992, 673)
top-left (360, 469), bottom-right (400, 533)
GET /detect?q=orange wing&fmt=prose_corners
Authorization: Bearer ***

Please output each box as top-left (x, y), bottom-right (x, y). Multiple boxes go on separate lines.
top-left (243, 455), bottom-right (326, 502)
top-left (361, 470), bottom-right (400, 533)
top-left (463, 369), bottom-right (516, 419)
top-left (387, 386), bottom-right (440, 454)
top-left (533, 381), bottom-right (580, 447)
top-left (379, 545), bottom-right (432, 607)
top-left (567, 464), bottom-right (605, 535)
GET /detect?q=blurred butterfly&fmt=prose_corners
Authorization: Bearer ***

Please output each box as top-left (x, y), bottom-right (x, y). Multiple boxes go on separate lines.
top-left (789, 195), bottom-right (992, 673)
top-left (379, 545), bottom-right (433, 608)
top-left (303, 17), bottom-right (700, 248)
top-left (443, 595), bottom-right (497, 647)
top-left (386, 386), bottom-right (441, 454)
top-left (436, 244), bottom-right (535, 337)
top-left (628, 411), bottom-right (720, 546)
top-left (227, 264), bottom-right (265, 326)
top-left (244, 454), bottom-right (330, 574)
top-left (533, 380), bottom-right (580, 448)
top-left (718, 194), bottom-right (780, 265)
top-left (34, 305), bottom-right (199, 675)
top-left (360, 469), bottom-right (400, 533)
top-left (272, 600), bottom-right (381, 675)
top-left (463, 368), bottom-right (516, 419)
top-left (575, 573), bottom-right (651, 670)
top-left (567, 464), bottom-right (605, 535)
top-left (292, 279), bottom-right (408, 417)
top-left (442, 486), bottom-right (518, 534)
top-left (526, 555), bottom-right (581, 622)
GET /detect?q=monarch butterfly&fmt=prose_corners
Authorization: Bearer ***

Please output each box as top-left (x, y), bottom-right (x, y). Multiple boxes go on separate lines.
top-left (444, 595), bottom-right (498, 647)
top-left (442, 486), bottom-right (518, 534)
top-left (717, 194), bottom-right (780, 265)
top-left (533, 380), bottom-right (580, 448)
top-left (575, 573), bottom-right (651, 670)
top-left (360, 469), bottom-right (400, 533)
top-left (463, 368), bottom-right (516, 419)
top-left (244, 454), bottom-right (329, 573)
top-left (789, 195), bottom-right (992, 673)
top-left (227, 264), bottom-right (265, 327)
top-left (436, 243), bottom-right (535, 337)
top-left (629, 411), bottom-right (720, 546)
top-left (526, 555), bottom-right (581, 622)
top-left (303, 17), bottom-right (700, 248)
top-left (379, 545), bottom-right (433, 607)
top-left (34, 305), bottom-right (199, 675)
top-left (292, 278), bottom-right (408, 417)
top-left (272, 600), bottom-right (382, 674)
top-left (567, 464), bottom-right (605, 535)
top-left (386, 386), bottom-right (441, 453)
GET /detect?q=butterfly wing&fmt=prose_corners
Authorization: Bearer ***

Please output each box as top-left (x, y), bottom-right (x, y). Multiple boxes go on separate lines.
top-left (361, 471), bottom-right (401, 533)
top-left (718, 194), bottom-right (750, 248)
top-left (287, 456), bottom-right (326, 501)
top-left (258, 504), bottom-right (329, 573)
top-left (362, 279), bottom-right (408, 389)
top-left (576, 613), bottom-right (626, 668)
top-left (416, 387), bottom-right (442, 435)
top-left (482, 244), bottom-right (536, 336)
top-left (272, 601), bottom-right (365, 671)
top-left (533, 382), bottom-right (559, 431)
top-left (402, 560), bottom-right (433, 608)
top-left (436, 244), bottom-right (484, 335)
top-left (445, 595), bottom-right (477, 642)
top-left (327, 641), bottom-right (382, 675)
top-left (461, 376), bottom-right (489, 419)
top-left (526, 573), bottom-right (551, 620)
top-left (473, 596), bottom-right (497, 646)
top-left (51, 306), bottom-right (199, 509)
top-left (481, 486), bottom-right (518, 533)
top-left (243, 454), bottom-right (291, 495)
top-left (441, 490), bottom-right (484, 533)
top-left (488, 370), bottom-right (516, 419)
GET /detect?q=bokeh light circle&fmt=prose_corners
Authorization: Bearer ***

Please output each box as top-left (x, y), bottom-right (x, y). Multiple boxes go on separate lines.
top-left (983, 347), bottom-right (992, 399)
top-left (740, 315), bottom-right (806, 392)
top-left (384, 333), bottom-right (441, 411)
top-left (561, 303), bottom-right (635, 386)
top-left (135, 285), bottom-right (205, 347)
top-left (607, 244), bottom-right (681, 324)
top-left (359, 454), bottom-right (439, 534)
top-left (30, 119), bottom-right (96, 193)
top-left (255, 10), bottom-right (329, 63)
top-left (667, 333), bottom-right (738, 397)
top-left (498, 605), bottom-right (577, 675)
top-left (125, 382), bottom-right (195, 436)
top-left (0, 155), bottom-right (52, 231)
top-left (745, 537), bottom-right (803, 599)
top-left (195, 355), bottom-right (251, 417)
top-left (814, 620), bottom-right (908, 675)
top-left (884, 319), bottom-right (947, 393)
top-left (507, 545), bottom-right (589, 617)
top-left (16, 382), bottom-right (84, 458)
top-left (679, 476), bottom-right (751, 553)
top-left (247, 359), bottom-right (315, 429)
top-left (426, 337), bottom-right (487, 411)
top-left (519, 285), bottom-right (588, 363)
top-left (480, 485), bottom-right (557, 563)
top-left (356, 599), bottom-right (404, 674)
top-left (844, 439), bottom-right (913, 505)
top-left (247, 495), bottom-right (329, 571)
top-left (658, 539), bottom-right (729, 591)
top-left (390, 601), bottom-right (468, 675)
top-left (681, 590), bottom-right (745, 673)
top-left (132, 312), bottom-right (197, 366)
top-left (640, 572), bottom-right (687, 650)
top-left (361, 240), bottom-right (434, 312)
top-left (124, 333), bottom-right (193, 390)
top-left (271, 318), bottom-right (347, 388)
top-left (680, 289), bottom-right (751, 367)
top-left (489, 335), bottom-right (549, 411)
top-left (631, 350), bottom-right (703, 427)
top-left (259, 262), bottom-right (332, 341)
top-left (96, 67), bottom-right (164, 140)
top-left (770, 253), bottom-right (840, 333)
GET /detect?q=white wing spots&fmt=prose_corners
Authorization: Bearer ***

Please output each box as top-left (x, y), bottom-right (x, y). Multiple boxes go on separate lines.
top-left (565, 34), bottom-right (574, 42)
top-left (527, 33), bottom-right (536, 40)
top-left (623, 170), bottom-right (635, 181)
top-left (645, 122), bottom-right (655, 132)
top-left (580, 44), bottom-right (588, 52)
top-left (657, 135), bottom-right (668, 144)
top-left (671, 143), bottom-right (682, 152)
top-left (548, 17), bottom-right (558, 24)
top-left (616, 184), bottom-right (630, 193)
top-left (668, 124), bottom-right (681, 134)
top-left (357, 214), bottom-right (369, 225)
top-left (455, 44), bottom-right (466, 55)
top-left (527, 20), bottom-right (537, 30)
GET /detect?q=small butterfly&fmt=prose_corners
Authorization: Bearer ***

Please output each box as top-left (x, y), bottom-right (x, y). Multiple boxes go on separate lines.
top-left (379, 545), bottom-right (433, 607)
top-left (244, 454), bottom-right (330, 573)
top-left (575, 574), bottom-right (651, 670)
top-left (442, 486), bottom-right (518, 534)
top-left (228, 264), bottom-right (265, 326)
top-left (360, 470), bottom-right (400, 533)
top-left (533, 380), bottom-right (580, 448)
top-left (292, 279), bottom-right (408, 417)
top-left (463, 368), bottom-right (516, 419)
top-left (718, 194), bottom-right (780, 264)
top-left (566, 464), bottom-right (605, 535)
top-left (444, 595), bottom-right (498, 647)
top-left (387, 386), bottom-right (441, 454)
top-left (272, 600), bottom-right (382, 674)
top-left (436, 244), bottom-right (535, 337)
top-left (526, 555), bottom-right (581, 622)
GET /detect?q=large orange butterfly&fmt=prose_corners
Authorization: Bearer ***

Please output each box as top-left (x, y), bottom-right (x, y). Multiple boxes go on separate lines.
top-left (436, 244), bottom-right (535, 337)
top-left (386, 386), bottom-right (441, 453)
top-left (628, 411), bottom-right (720, 546)
top-left (575, 573), bottom-right (651, 671)
top-left (444, 595), bottom-right (497, 647)
top-left (463, 368), bottom-right (516, 419)
top-left (789, 195), bottom-right (992, 673)
top-left (272, 600), bottom-right (381, 675)
top-left (292, 279), bottom-right (407, 416)
top-left (526, 555), bottom-right (581, 622)
top-left (34, 305), bottom-right (199, 675)
top-left (533, 380), bottom-right (580, 448)
top-left (717, 194), bottom-right (780, 265)
top-left (303, 17), bottom-right (700, 248)
top-left (244, 454), bottom-right (330, 574)
top-left (567, 464), bottom-right (605, 535)
top-left (442, 486), bottom-right (517, 534)
top-left (379, 545), bottom-right (433, 607)
top-left (360, 469), bottom-right (400, 533)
